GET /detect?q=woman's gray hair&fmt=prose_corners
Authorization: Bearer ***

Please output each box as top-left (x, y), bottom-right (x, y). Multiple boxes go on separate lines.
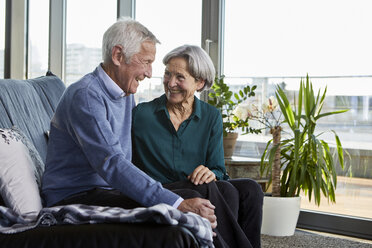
top-left (102, 16), bottom-right (160, 64)
top-left (163, 45), bottom-right (216, 91)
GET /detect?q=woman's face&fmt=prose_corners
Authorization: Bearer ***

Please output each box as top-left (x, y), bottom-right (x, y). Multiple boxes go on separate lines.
top-left (163, 57), bottom-right (204, 105)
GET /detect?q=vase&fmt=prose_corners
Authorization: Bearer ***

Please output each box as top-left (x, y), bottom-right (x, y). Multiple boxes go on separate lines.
top-left (261, 196), bottom-right (301, 236)
top-left (223, 132), bottom-right (238, 158)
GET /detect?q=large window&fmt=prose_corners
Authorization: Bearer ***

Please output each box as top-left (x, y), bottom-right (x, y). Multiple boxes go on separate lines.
top-left (3, 0), bottom-right (371, 237)
top-left (135, 0), bottom-right (202, 103)
top-left (225, 0), bottom-right (372, 77)
top-left (225, 0), bottom-right (372, 220)
top-left (28, 0), bottom-right (49, 78)
top-left (0, 0), bottom-right (5, 78)
top-left (65, 0), bottom-right (116, 85)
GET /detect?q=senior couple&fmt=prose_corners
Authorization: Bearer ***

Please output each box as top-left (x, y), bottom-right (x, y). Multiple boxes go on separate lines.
top-left (41, 17), bottom-right (263, 248)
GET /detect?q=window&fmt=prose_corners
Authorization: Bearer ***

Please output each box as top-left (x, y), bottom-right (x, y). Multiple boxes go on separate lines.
top-left (225, 0), bottom-right (372, 220)
top-left (135, 0), bottom-right (202, 103)
top-left (28, 0), bottom-right (49, 78)
top-left (65, 0), bottom-right (116, 85)
top-left (0, 0), bottom-right (5, 78)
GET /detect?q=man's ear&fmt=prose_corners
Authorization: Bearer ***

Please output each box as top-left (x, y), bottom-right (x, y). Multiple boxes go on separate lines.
top-left (112, 45), bottom-right (123, 66)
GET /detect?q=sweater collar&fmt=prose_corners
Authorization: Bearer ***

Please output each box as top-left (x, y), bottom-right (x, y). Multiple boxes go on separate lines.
top-left (96, 64), bottom-right (126, 99)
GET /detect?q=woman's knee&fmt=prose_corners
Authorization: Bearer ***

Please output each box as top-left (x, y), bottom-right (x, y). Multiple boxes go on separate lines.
top-left (229, 178), bottom-right (264, 202)
top-left (216, 180), bottom-right (239, 199)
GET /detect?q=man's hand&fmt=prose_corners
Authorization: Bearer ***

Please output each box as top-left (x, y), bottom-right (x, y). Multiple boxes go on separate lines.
top-left (187, 165), bottom-right (216, 185)
top-left (177, 198), bottom-right (217, 230)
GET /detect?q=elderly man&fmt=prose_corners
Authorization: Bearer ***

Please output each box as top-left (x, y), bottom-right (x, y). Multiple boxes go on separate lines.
top-left (41, 17), bottom-right (216, 229)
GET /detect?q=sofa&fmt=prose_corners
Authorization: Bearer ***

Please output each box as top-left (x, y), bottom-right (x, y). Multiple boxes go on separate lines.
top-left (0, 72), bottom-right (201, 248)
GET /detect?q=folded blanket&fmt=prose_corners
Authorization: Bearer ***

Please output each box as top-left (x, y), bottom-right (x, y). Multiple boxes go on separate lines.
top-left (0, 203), bottom-right (214, 248)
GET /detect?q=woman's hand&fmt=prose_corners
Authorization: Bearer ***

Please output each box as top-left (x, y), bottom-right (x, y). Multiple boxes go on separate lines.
top-left (188, 165), bottom-right (216, 185)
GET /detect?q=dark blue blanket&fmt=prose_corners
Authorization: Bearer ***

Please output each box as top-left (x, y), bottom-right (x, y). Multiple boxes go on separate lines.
top-left (0, 203), bottom-right (214, 248)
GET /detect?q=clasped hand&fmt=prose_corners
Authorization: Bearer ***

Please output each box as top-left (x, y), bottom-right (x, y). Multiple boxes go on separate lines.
top-left (177, 198), bottom-right (217, 235)
top-left (187, 165), bottom-right (216, 185)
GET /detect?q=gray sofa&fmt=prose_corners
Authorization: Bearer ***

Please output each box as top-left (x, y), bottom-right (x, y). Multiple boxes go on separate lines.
top-left (0, 72), bottom-right (199, 248)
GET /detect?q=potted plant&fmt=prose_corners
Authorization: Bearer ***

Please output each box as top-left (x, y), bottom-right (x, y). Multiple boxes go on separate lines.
top-left (208, 76), bottom-right (260, 158)
top-left (258, 75), bottom-right (348, 236)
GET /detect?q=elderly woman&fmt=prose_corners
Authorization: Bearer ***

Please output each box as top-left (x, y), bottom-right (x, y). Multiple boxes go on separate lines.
top-left (132, 45), bottom-right (263, 248)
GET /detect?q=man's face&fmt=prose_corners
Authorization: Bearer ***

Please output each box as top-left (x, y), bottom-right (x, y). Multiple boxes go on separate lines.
top-left (117, 41), bottom-right (156, 95)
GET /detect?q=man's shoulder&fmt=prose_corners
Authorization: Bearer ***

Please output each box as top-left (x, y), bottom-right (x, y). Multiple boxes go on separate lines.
top-left (65, 73), bottom-right (102, 100)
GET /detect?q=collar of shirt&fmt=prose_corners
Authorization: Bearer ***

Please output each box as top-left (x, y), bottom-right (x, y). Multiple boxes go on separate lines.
top-left (155, 94), bottom-right (202, 120)
top-left (97, 63), bottom-right (126, 99)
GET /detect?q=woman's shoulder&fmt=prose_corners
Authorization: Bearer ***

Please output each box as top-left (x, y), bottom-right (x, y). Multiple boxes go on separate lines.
top-left (198, 98), bottom-right (220, 116)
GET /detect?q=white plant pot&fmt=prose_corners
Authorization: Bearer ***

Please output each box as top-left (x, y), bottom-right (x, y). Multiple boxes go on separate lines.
top-left (261, 196), bottom-right (301, 236)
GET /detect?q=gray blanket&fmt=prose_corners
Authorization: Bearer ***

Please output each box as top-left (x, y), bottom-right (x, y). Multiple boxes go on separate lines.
top-left (0, 203), bottom-right (214, 248)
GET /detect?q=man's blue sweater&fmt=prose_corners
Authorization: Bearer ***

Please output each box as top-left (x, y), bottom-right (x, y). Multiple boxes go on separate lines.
top-left (41, 65), bottom-right (180, 207)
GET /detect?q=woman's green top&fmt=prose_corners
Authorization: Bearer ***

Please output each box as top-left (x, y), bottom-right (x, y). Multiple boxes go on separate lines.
top-left (132, 94), bottom-right (229, 184)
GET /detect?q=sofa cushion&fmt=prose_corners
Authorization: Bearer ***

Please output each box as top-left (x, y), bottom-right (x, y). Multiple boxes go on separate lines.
top-left (0, 127), bottom-right (43, 214)
top-left (0, 72), bottom-right (66, 163)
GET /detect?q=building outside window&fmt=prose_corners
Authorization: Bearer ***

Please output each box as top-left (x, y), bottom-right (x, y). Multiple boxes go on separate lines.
top-left (224, 0), bottom-right (372, 220)
top-left (65, 0), bottom-right (116, 85)
top-left (0, 0), bottom-right (5, 78)
top-left (135, 0), bottom-right (202, 103)
top-left (28, 0), bottom-right (49, 78)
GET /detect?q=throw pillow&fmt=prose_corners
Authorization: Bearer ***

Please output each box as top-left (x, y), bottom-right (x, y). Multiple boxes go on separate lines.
top-left (5, 126), bottom-right (45, 187)
top-left (0, 127), bottom-right (43, 214)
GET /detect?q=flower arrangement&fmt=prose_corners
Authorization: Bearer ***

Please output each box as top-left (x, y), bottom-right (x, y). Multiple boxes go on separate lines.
top-left (234, 95), bottom-right (285, 196)
top-left (208, 76), bottom-right (261, 136)
top-left (233, 95), bottom-right (281, 130)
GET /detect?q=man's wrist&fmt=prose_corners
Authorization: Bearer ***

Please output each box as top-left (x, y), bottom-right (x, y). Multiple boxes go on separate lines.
top-left (172, 197), bottom-right (184, 208)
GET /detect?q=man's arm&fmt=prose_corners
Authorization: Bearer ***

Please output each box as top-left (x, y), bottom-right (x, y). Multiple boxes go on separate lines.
top-left (68, 89), bottom-right (180, 207)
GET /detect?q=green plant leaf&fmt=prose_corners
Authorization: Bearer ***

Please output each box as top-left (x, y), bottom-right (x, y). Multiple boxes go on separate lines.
top-left (297, 82), bottom-right (303, 128)
top-left (239, 90), bottom-right (244, 98)
top-left (315, 109), bottom-right (349, 120)
top-left (276, 86), bottom-right (295, 129)
top-left (260, 140), bottom-right (273, 176)
top-left (287, 129), bottom-right (301, 196)
top-left (234, 93), bottom-right (240, 100)
top-left (314, 87), bottom-right (326, 117)
top-left (332, 130), bottom-right (345, 170)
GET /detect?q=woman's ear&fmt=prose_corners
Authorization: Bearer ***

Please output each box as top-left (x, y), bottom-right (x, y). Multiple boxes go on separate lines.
top-left (197, 79), bottom-right (206, 92)
top-left (112, 45), bottom-right (124, 66)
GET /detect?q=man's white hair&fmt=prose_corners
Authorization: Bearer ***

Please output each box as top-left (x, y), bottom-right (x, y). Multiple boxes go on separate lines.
top-left (102, 16), bottom-right (160, 64)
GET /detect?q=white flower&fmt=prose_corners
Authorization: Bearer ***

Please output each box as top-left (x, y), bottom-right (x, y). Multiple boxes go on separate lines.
top-left (233, 103), bottom-right (253, 120)
top-left (262, 96), bottom-right (278, 113)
